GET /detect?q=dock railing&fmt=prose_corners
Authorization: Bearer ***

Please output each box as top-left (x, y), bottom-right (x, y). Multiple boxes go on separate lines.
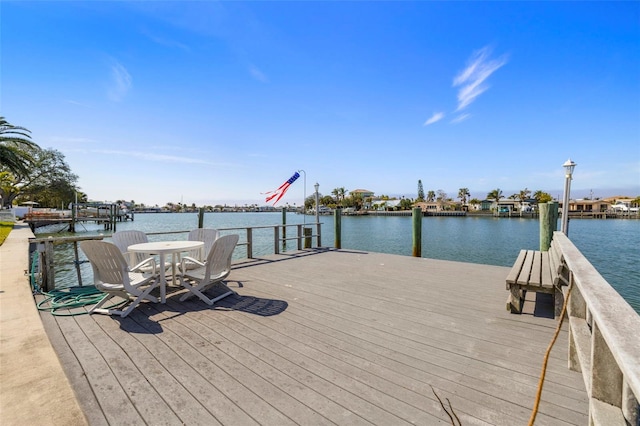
top-left (30, 222), bottom-right (323, 291)
top-left (553, 231), bottom-right (640, 425)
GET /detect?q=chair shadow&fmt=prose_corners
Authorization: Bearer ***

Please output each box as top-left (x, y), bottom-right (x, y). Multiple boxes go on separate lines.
top-left (213, 292), bottom-right (289, 317)
top-left (114, 303), bottom-right (166, 334)
top-left (143, 279), bottom-right (288, 321)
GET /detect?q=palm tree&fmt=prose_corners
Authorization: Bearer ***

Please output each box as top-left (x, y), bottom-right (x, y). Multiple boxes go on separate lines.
top-left (331, 187), bottom-right (348, 204)
top-left (516, 188), bottom-right (531, 216)
top-left (487, 188), bottom-right (503, 213)
top-left (0, 117), bottom-right (40, 176)
top-left (533, 190), bottom-right (553, 203)
top-left (458, 188), bottom-right (470, 208)
top-left (426, 190), bottom-right (436, 202)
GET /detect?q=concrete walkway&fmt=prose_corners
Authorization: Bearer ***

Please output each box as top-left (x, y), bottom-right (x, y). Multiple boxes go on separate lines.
top-left (0, 222), bottom-right (86, 425)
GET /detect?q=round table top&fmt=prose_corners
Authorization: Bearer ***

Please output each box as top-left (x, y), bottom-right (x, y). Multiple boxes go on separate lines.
top-left (128, 240), bottom-right (204, 254)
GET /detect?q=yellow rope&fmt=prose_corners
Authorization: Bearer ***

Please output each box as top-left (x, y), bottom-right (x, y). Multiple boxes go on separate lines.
top-left (528, 280), bottom-right (574, 426)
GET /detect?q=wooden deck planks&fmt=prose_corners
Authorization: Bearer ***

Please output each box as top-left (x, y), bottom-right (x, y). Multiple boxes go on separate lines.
top-left (41, 249), bottom-right (589, 425)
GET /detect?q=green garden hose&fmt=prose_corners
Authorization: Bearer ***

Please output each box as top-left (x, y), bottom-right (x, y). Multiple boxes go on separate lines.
top-left (30, 248), bottom-right (126, 316)
top-left (37, 286), bottom-right (126, 316)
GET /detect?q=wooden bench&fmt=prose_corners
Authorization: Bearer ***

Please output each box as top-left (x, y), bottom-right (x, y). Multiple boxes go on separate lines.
top-left (506, 238), bottom-right (568, 317)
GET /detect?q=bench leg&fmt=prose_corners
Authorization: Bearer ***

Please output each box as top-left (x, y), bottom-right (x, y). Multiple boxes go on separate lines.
top-left (554, 287), bottom-right (564, 318)
top-left (507, 285), bottom-right (523, 313)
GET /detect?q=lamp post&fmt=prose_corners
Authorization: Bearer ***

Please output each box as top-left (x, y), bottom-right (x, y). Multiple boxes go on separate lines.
top-left (561, 158), bottom-right (576, 235)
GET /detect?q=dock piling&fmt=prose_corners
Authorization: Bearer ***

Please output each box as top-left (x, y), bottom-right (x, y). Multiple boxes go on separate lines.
top-left (412, 207), bottom-right (422, 257)
top-left (334, 209), bottom-right (342, 249)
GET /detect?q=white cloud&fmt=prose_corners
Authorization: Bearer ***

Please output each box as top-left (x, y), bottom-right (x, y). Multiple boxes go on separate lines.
top-left (450, 113), bottom-right (471, 124)
top-left (423, 112), bottom-right (444, 126)
top-left (249, 65), bottom-right (269, 83)
top-left (108, 62), bottom-right (132, 102)
top-left (94, 149), bottom-right (235, 167)
top-left (453, 46), bottom-right (507, 111)
top-left (141, 28), bottom-right (190, 51)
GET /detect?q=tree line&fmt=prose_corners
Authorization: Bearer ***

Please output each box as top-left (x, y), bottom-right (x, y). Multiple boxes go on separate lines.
top-left (0, 116), bottom-right (87, 209)
top-left (304, 181), bottom-right (556, 212)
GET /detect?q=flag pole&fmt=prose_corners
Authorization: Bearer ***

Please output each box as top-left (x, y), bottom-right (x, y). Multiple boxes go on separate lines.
top-left (298, 169), bottom-right (306, 226)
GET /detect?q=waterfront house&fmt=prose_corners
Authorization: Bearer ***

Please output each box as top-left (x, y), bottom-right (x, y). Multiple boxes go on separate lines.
top-left (414, 201), bottom-right (440, 213)
top-left (349, 189), bottom-right (375, 199)
top-left (372, 198), bottom-right (402, 211)
top-left (568, 199), bottom-right (611, 213)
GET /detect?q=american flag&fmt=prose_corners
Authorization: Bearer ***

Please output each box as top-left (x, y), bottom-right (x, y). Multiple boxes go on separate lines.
top-left (264, 172), bottom-right (300, 205)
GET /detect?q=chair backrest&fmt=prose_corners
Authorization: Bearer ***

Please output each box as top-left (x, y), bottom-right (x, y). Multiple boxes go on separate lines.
top-left (204, 234), bottom-right (239, 282)
top-left (112, 230), bottom-right (149, 265)
top-left (188, 228), bottom-right (220, 261)
top-left (81, 240), bottom-right (131, 290)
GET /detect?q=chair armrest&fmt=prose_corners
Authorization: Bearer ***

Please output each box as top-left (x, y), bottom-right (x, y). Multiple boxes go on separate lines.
top-left (180, 256), bottom-right (205, 274)
top-left (130, 257), bottom-right (157, 275)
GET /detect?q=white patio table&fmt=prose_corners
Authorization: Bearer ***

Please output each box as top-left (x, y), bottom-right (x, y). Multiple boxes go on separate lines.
top-left (128, 240), bottom-right (204, 303)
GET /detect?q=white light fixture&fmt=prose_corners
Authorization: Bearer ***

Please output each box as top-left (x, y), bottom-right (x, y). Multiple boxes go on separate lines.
top-left (561, 158), bottom-right (577, 235)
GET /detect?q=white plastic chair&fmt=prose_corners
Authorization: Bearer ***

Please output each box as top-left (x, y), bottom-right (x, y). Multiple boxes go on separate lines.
top-left (112, 230), bottom-right (152, 266)
top-left (179, 234), bottom-right (239, 305)
top-left (81, 240), bottom-right (159, 318)
top-left (179, 228), bottom-right (220, 274)
top-left (112, 230), bottom-right (170, 273)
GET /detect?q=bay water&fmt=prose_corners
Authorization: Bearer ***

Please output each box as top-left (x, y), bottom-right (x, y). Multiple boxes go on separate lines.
top-left (40, 212), bottom-right (639, 313)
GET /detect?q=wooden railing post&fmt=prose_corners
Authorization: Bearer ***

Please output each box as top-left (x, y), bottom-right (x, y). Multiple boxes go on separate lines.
top-left (246, 228), bottom-right (253, 259)
top-left (591, 323), bottom-right (624, 407)
top-left (274, 226), bottom-right (280, 255)
top-left (304, 227), bottom-right (312, 249)
top-left (73, 241), bottom-right (83, 287)
top-left (43, 238), bottom-right (55, 291)
top-left (282, 209), bottom-right (287, 251)
top-left (297, 225), bottom-right (303, 251)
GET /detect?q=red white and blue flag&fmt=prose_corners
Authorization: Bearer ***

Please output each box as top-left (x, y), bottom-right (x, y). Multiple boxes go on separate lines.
top-left (264, 171), bottom-right (300, 205)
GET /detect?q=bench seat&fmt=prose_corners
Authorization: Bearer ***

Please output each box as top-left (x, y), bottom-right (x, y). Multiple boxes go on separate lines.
top-left (506, 239), bottom-right (566, 316)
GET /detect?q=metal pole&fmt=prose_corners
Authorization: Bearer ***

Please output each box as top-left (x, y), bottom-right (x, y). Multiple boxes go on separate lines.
top-left (561, 159), bottom-right (576, 236)
top-left (314, 182), bottom-right (320, 230)
top-left (298, 169), bottom-right (306, 225)
top-left (314, 183), bottom-right (320, 247)
top-left (562, 172), bottom-right (571, 235)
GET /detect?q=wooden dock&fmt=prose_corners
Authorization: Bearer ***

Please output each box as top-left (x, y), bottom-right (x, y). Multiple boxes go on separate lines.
top-left (40, 249), bottom-right (588, 425)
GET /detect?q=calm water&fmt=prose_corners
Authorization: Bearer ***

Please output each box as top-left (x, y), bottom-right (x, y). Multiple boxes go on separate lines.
top-left (40, 212), bottom-right (639, 313)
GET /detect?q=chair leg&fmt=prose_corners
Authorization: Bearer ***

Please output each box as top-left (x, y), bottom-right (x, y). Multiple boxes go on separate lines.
top-left (179, 281), bottom-right (213, 304)
top-left (89, 293), bottom-right (116, 314)
top-left (180, 280), bottom-right (236, 305)
top-left (119, 284), bottom-right (159, 318)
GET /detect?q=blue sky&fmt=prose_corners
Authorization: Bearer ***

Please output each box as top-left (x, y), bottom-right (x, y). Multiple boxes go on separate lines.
top-left (2, 1), bottom-right (639, 207)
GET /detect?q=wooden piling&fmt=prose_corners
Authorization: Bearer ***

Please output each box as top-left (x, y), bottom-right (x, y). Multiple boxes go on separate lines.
top-left (540, 201), bottom-right (559, 251)
top-left (550, 201), bottom-right (559, 232)
top-left (334, 209), bottom-right (342, 249)
top-left (412, 207), bottom-right (422, 257)
top-left (539, 203), bottom-right (551, 251)
top-left (198, 207), bottom-right (205, 228)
